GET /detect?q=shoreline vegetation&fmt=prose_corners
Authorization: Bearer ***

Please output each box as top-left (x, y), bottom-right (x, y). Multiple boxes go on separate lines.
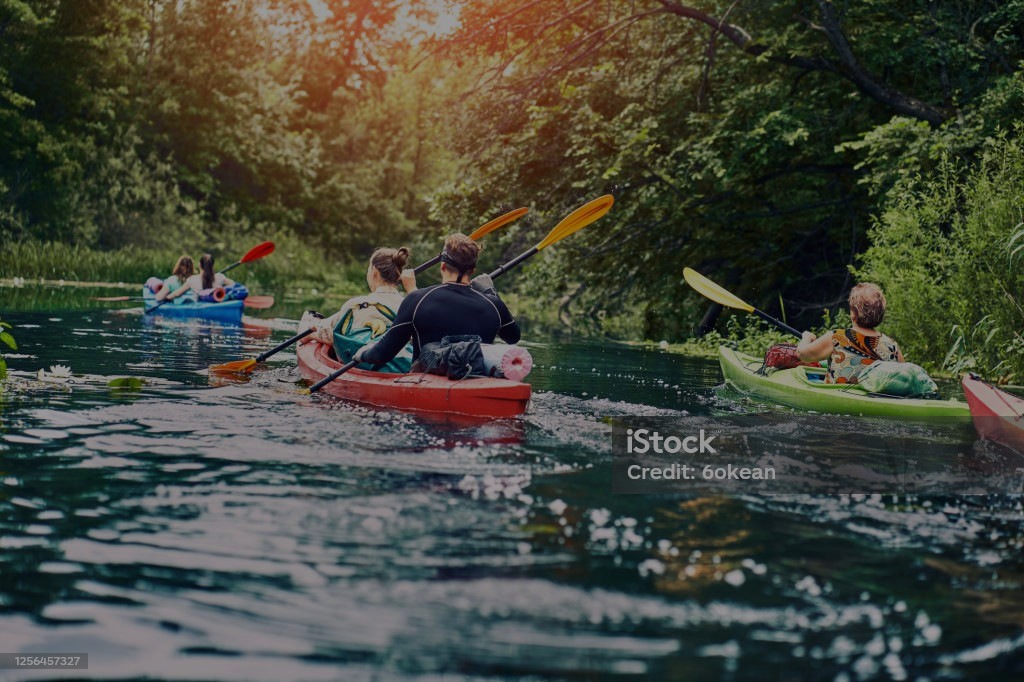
top-left (1, 2), bottom-right (1023, 382)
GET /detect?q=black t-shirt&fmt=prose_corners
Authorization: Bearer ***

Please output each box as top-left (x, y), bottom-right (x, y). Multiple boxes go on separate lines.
top-left (358, 282), bottom-right (521, 365)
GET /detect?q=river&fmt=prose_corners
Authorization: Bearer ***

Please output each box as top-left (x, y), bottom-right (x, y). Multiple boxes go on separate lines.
top-left (0, 285), bottom-right (1022, 680)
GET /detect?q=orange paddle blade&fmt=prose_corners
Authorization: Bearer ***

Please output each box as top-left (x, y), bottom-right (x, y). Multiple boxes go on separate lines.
top-left (240, 241), bottom-right (275, 263)
top-left (469, 207), bottom-right (528, 241)
top-left (537, 195), bottom-right (614, 250)
top-left (209, 358), bottom-right (258, 375)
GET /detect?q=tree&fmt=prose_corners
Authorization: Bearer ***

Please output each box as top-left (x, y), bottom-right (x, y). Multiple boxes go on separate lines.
top-left (425, 0), bottom-right (1024, 337)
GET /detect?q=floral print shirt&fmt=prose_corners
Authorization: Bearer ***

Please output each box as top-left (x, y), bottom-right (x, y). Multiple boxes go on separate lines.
top-left (826, 328), bottom-right (901, 385)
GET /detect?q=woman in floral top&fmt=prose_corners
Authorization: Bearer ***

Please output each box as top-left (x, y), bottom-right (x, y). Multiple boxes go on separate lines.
top-left (796, 283), bottom-right (904, 385)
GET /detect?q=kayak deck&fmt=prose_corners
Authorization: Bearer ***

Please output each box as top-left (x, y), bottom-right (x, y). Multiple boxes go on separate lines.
top-left (719, 346), bottom-right (969, 418)
top-left (962, 374), bottom-right (1024, 450)
top-left (297, 340), bottom-right (530, 418)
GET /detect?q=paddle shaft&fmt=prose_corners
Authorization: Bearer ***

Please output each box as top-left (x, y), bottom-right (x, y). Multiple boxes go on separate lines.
top-left (412, 207), bottom-right (529, 275)
top-left (487, 247), bottom-right (537, 280)
top-left (308, 360), bottom-right (358, 393)
top-left (412, 255), bottom-right (441, 275)
top-left (754, 308), bottom-right (802, 338)
top-left (257, 329), bottom-right (314, 363)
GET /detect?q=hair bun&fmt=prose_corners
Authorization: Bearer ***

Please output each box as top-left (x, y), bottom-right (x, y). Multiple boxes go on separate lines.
top-left (393, 247), bottom-right (410, 270)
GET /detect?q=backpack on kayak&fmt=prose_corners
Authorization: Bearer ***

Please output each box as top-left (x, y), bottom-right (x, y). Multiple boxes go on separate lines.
top-left (418, 335), bottom-right (533, 381)
top-left (857, 360), bottom-right (939, 398)
top-left (223, 283), bottom-right (249, 301)
top-left (331, 300), bottom-right (413, 374)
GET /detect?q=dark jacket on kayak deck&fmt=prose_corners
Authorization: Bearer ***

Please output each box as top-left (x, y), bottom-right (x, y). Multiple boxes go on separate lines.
top-left (357, 282), bottom-right (520, 366)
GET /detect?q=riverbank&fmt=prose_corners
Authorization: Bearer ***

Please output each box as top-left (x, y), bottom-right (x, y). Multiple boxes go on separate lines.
top-left (0, 240), bottom-right (366, 293)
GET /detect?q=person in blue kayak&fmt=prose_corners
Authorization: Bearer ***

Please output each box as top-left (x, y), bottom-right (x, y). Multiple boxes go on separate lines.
top-left (154, 255), bottom-right (195, 301)
top-left (797, 282), bottom-right (905, 384)
top-left (352, 233), bottom-right (521, 371)
top-left (159, 253), bottom-right (235, 303)
top-left (299, 246), bottom-right (417, 372)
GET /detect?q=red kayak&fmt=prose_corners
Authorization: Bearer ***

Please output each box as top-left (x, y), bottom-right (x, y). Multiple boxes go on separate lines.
top-left (297, 340), bottom-right (531, 418)
top-left (962, 374), bottom-right (1024, 451)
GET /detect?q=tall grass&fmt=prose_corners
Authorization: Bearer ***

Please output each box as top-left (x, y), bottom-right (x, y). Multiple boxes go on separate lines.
top-left (0, 243), bottom-right (182, 283)
top-left (0, 239), bottom-right (367, 293)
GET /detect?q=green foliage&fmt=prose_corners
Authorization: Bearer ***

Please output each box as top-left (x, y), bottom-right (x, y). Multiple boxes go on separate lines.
top-left (650, 308), bottom-right (852, 362)
top-left (0, 317), bottom-right (16, 381)
top-left (431, 0), bottom-right (1024, 339)
top-left (0, 238), bottom-right (343, 290)
top-left (0, 0), bottom-right (461, 263)
top-left (857, 131), bottom-right (1024, 381)
top-left (2, 0), bottom-right (1024, 356)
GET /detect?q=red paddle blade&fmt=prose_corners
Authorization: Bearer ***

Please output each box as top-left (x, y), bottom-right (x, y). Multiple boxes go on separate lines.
top-left (240, 241), bottom-right (275, 264)
top-left (242, 295), bottom-right (275, 309)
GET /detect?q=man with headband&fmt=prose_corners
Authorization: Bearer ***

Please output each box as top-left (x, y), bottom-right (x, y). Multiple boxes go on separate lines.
top-left (353, 233), bottom-right (520, 368)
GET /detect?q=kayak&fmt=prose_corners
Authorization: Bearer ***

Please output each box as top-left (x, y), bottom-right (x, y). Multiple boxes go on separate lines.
top-left (297, 340), bottom-right (531, 418)
top-left (719, 346), bottom-right (970, 418)
top-left (962, 374), bottom-right (1024, 451)
top-left (141, 289), bottom-right (244, 323)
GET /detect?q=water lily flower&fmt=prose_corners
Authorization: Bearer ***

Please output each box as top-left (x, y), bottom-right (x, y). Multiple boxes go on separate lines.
top-left (48, 365), bottom-right (72, 378)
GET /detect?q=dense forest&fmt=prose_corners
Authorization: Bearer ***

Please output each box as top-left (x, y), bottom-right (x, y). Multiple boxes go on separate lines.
top-left (1, 0), bottom-right (1023, 378)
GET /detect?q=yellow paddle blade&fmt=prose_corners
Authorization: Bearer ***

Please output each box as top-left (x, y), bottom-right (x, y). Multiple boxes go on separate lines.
top-left (536, 195), bottom-right (614, 250)
top-left (209, 358), bottom-right (259, 375)
top-left (682, 267), bottom-right (755, 313)
top-left (469, 207), bottom-right (528, 241)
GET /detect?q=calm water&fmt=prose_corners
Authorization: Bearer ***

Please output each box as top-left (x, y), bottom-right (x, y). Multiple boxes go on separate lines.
top-left (1, 287), bottom-right (1023, 680)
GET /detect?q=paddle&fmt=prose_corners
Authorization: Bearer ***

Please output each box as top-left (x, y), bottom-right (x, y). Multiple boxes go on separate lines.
top-left (682, 267), bottom-right (802, 337)
top-left (306, 195), bottom-right (614, 394)
top-left (210, 209), bottom-right (528, 376)
top-left (413, 207), bottom-right (528, 275)
top-left (240, 295), bottom-right (274, 309)
top-left (487, 195), bottom-right (613, 279)
top-left (94, 294), bottom-right (274, 308)
top-left (145, 242), bottom-right (275, 315)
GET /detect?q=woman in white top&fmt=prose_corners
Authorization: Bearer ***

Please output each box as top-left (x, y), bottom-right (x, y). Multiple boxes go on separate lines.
top-left (300, 246), bottom-right (416, 346)
top-left (161, 253), bottom-right (234, 302)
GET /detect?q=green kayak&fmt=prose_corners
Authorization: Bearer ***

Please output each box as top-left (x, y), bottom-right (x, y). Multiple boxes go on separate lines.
top-left (718, 346), bottom-right (970, 418)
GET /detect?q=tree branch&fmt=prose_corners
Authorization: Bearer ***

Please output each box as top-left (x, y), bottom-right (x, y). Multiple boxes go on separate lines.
top-left (655, 0), bottom-right (952, 125)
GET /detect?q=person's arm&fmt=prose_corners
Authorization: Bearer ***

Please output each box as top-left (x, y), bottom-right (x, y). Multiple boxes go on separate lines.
top-left (221, 275), bottom-right (235, 287)
top-left (354, 293), bottom-right (418, 365)
top-left (797, 331), bottom-right (832, 362)
top-left (400, 269), bottom-right (417, 293)
top-left (491, 293), bottom-right (521, 344)
top-left (163, 283), bottom-right (191, 301)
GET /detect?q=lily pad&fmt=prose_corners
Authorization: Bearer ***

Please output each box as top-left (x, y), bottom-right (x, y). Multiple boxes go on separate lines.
top-left (107, 377), bottom-right (146, 390)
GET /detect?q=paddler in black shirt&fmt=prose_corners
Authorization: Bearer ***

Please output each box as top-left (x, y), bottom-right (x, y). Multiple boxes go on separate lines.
top-left (354, 233), bottom-right (520, 368)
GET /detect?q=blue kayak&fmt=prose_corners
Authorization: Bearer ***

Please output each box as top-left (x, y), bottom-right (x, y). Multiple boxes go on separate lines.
top-left (141, 289), bottom-right (244, 323)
